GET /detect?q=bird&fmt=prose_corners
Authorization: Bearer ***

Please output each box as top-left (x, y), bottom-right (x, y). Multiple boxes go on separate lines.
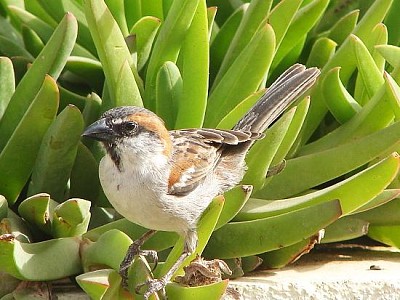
top-left (82, 64), bottom-right (320, 298)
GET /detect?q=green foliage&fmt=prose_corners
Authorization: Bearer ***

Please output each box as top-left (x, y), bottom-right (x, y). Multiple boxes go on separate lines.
top-left (0, 0), bottom-right (400, 298)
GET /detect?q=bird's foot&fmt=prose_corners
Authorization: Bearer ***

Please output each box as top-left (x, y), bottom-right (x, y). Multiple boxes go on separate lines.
top-left (135, 278), bottom-right (167, 300)
top-left (119, 242), bottom-right (158, 288)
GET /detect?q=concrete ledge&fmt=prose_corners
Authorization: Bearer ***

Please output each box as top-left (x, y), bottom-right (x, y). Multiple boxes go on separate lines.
top-left (47, 247), bottom-right (400, 299)
top-left (229, 247), bottom-right (400, 300)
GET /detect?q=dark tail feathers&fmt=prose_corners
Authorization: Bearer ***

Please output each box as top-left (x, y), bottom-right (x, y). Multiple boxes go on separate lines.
top-left (234, 64), bottom-right (320, 133)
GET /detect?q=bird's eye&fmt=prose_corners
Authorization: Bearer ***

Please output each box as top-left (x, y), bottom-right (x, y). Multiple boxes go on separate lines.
top-left (122, 121), bottom-right (138, 132)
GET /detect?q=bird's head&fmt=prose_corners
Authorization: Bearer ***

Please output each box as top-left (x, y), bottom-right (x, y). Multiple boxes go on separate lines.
top-left (82, 106), bottom-right (172, 169)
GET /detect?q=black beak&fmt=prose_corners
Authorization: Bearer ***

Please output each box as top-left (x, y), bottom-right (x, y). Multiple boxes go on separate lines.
top-left (82, 118), bottom-right (114, 142)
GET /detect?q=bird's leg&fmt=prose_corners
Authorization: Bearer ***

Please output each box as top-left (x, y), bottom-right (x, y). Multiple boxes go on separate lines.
top-left (119, 229), bottom-right (157, 288)
top-left (136, 230), bottom-right (198, 300)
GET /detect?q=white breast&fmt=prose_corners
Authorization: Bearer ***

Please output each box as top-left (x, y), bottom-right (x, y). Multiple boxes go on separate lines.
top-left (99, 153), bottom-right (217, 234)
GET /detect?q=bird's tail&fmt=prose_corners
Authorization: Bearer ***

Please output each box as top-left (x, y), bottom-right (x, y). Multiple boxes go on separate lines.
top-left (234, 64), bottom-right (320, 133)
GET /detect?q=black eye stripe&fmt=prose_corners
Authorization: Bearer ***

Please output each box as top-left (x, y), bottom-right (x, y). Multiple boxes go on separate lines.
top-left (105, 118), bottom-right (113, 128)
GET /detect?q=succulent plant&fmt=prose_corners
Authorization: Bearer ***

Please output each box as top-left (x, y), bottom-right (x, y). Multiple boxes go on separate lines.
top-left (0, 0), bottom-right (400, 298)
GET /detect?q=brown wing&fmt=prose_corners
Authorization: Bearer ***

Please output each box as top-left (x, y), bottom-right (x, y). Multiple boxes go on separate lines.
top-left (167, 129), bottom-right (262, 195)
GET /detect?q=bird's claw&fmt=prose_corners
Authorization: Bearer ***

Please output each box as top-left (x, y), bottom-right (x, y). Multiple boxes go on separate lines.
top-left (119, 243), bottom-right (159, 289)
top-left (135, 278), bottom-right (167, 300)
top-left (142, 249), bottom-right (159, 271)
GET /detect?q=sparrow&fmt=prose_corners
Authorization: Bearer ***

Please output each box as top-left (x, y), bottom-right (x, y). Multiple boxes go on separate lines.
top-left (82, 64), bottom-right (320, 298)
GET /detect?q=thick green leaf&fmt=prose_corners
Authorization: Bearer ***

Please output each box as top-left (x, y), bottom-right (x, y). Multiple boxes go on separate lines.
top-left (272, 97), bottom-right (310, 161)
top-left (0, 13), bottom-right (76, 152)
top-left (384, 72), bottom-right (400, 121)
top-left (204, 200), bottom-right (341, 259)
top-left (0, 12), bottom-right (25, 46)
top-left (52, 198), bottom-right (91, 237)
top-left (306, 37), bottom-right (337, 68)
top-left (83, 218), bottom-right (178, 252)
top-left (24, 0), bottom-right (59, 27)
top-left (243, 107), bottom-right (295, 191)
top-left (350, 189), bottom-right (400, 214)
top-left (322, 217), bottom-right (369, 243)
top-left (84, 0), bottom-right (143, 110)
top-left (0, 76), bottom-right (59, 203)
top-left (368, 225), bottom-right (400, 248)
top-left (205, 23), bottom-right (275, 127)
top-left (314, 0), bottom-right (359, 33)
top-left (242, 154), bottom-right (399, 220)
top-left (144, 0), bottom-right (200, 110)
top-left (363, 22), bottom-right (387, 67)
top-left (130, 16), bottom-right (161, 72)
top-left (142, 0), bottom-right (163, 20)
top-left (301, 0), bottom-right (394, 145)
top-left (212, 0), bottom-right (272, 88)
top-left (77, 268), bottom-right (133, 300)
top-left (18, 193), bottom-right (58, 235)
top-left (268, 0), bottom-right (302, 49)
top-left (328, 10), bottom-right (359, 45)
top-left (69, 142), bottom-right (101, 202)
top-left (209, 4), bottom-right (247, 85)
top-left (65, 56), bottom-right (104, 92)
top-left (8, 5), bottom-right (54, 41)
top-left (21, 25), bottom-right (44, 57)
top-left (215, 89), bottom-right (265, 130)
top-left (385, 0), bottom-right (400, 45)
top-left (216, 185), bottom-right (252, 229)
top-left (259, 238), bottom-right (314, 269)
top-left (56, 199), bottom-right (90, 226)
top-left (353, 23), bottom-right (388, 106)
top-left (165, 280), bottom-right (228, 300)
top-left (302, 61), bottom-right (394, 155)
top-left (1, 210), bottom-right (31, 243)
top-left (352, 34), bottom-right (384, 101)
top-left (82, 93), bottom-right (102, 127)
top-left (9, 5), bottom-right (94, 59)
top-left (114, 60), bottom-right (143, 109)
top-left (156, 61), bottom-right (182, 129)
top-left (0, 195), bottom-right (7, 219)
top-left (174, 0), bottom-right (209, 128)
top-left (322, 67), bottom-right (361, 124)
top-left (272, 0), bottom-right (329, 70)
top-left (240, 255), bottom-right (263, 274)
top-left (206, 6), bottom-right (217, 41)
top-left (376, 45), bottom-right (400, 69)
top-left (104, 0), bottom-right (129, 36)
top-left (128, 255), bottom-right (155, 300)
top-left (59, 84), bottom-right (88, 112)
top-left (0, 57), bottom-right (14, 120)
top-left (28, 105), bottom-right (83, 201)
top-left (81, 229), bottom-right (132, 272)
top-left (0, 35), bottom-right (34, 59)
top-left (262, 120), bottom-right (400, 198)
top-left (355, 198), bottom-right (400, 226)
top-left (124, 0), bottom-right (141, 30)
top-left (0, 235), bottom-right (82, 281)
top-left (37, 0), bottom-right (97, 55)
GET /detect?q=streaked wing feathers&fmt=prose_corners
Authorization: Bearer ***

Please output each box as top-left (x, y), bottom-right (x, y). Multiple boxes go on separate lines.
top-left (167, 128), bottom-right (261, 195)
